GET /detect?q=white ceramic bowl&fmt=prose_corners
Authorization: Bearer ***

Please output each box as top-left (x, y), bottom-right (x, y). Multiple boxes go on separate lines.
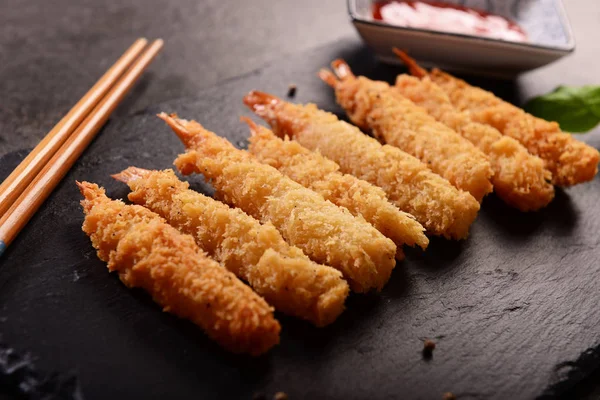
top-left (348, 0), bottom-right (575, 77)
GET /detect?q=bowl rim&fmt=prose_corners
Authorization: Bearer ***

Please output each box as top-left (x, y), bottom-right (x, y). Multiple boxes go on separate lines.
top-left (347, 0), bottom-right (576, 54)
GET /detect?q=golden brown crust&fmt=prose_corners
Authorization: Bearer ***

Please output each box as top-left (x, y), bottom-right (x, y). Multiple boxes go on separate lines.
top-left (243, 92), bottom-right (480, 240)
top-left (246, 120), bottom-right (428, 251)
top-left (113, 168), bottom-right (349, 326)
top-left (78, 181), bottom-right (280, 355)
top-left (395, 74), bottom-right (555, 211)
top-left (327, 68), bottom-right (493, 202)
top-left (429, 68), bottom-right (599, 187)
top-left (162, 114), bottom-right (397, 293)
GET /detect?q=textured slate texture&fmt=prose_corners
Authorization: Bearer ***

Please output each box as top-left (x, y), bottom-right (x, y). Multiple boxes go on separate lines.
top-left (1, 1), bottom-right (600, 399)
top-left (1, 38), bottom-right (600, 400)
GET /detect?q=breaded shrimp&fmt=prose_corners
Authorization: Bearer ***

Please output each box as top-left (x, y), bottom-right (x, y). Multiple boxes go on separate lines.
top-left (77, 181), bottom-right (280, 355)
top-left (243, 91), bottom-right (480, 240)
top-left (403, 55), bottom-right (600, 186)
top-left (160, 113), bottom-right (397, 293)
top-left (112, 167), bottom-right (349, 326)
top-left (244, 117), bottom-right (429, 253)
top-left (393, 50), bottom-right (555, 211)
top-left (321, 60), bottom-right (493, 202)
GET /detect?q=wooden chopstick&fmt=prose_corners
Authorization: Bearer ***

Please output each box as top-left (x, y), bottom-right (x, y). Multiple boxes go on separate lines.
top-left (0, 38), bottom-right (148, 218)
top-left (0, 39), bottom-right (164, 256)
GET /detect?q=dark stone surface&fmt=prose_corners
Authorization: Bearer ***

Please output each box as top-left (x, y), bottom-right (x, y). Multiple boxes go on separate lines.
top-left (1, 1), bottom-right (600, 399)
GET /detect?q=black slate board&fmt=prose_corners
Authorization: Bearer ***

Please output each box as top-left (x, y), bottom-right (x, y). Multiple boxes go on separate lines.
top-left (1, 38), bottom-right (600, 400)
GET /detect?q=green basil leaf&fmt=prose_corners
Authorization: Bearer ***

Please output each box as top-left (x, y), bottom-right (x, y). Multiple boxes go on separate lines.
top-left (524, 85), bottom-right (600, 133)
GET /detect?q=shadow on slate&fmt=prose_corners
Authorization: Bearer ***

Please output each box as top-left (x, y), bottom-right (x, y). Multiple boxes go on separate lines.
top-left (480, 187), bottom-right (579, 238)
top-left (1, 37), bottom-right (600, 400)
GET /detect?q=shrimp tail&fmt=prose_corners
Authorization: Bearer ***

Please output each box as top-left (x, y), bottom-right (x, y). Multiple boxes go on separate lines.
top-left (331, 59), bottom-right (356, 80)
top-left (240, 116), bottom-right (260, 135)
top-left (76, 181), bottom-right (110, 213)
top-left (243, 91), bottom-right (281, 116)
top-left (76, 181), bottom-right (104, 200)
top-left (392, 48), bottom-right (428, 78)
top-left (112, 167), bottom-right (151, 183)
top-left (318, 68), bottom-right (339, 88)
top-left (241, 116), bottom-right (274, 141)
top-left (157, 112), bottom-right (197, 147)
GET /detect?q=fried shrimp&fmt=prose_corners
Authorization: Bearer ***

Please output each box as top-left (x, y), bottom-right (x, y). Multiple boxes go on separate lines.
top-left (393, 50), bottom-right (555, 211)
top-left (399, 53), bottom-right (600, 186)
top-left (112, 167), bottom-right (348, 326)
top-left (321, 60), bottom-right (493, 202)
top-left (244, 117), bottom-right (429, 253)
top-left (77, 181), bottom-right (280, 355)
top-left (243, 91), bottom-right (480, 240)
top-left (160, 113), bottom-right (397, 293)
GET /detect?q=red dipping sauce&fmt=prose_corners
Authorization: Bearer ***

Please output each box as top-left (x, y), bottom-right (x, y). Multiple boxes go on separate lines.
top-left (372, 1), bottom-right (528, 42)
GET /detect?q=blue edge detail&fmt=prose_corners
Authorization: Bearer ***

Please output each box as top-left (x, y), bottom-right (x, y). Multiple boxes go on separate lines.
top-left (0, 240), bottom-right (6, 257)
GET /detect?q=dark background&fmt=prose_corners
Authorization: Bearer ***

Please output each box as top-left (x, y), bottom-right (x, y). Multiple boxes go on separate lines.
top-left (1, 1), bottom-right (600, 399)
top-left (1, 0), bottom-right (599, 155)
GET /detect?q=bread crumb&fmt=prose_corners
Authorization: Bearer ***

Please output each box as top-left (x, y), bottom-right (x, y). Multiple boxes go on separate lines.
top-left (424, 339), bottom-right (436, 352)
top-left (423, 339), bottom-right (436, 359)
top-left (274, 392), bottom-right (288, 400)
top-left (443, 392), bottom-right (456, 400)
top-left (287, 84), bottom-right (297, 98)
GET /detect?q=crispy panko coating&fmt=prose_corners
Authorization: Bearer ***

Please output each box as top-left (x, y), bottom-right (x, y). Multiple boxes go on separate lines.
top-left (321, 60), bottom-right (493, 202)
top-left (393, 52), bottom-right (555, 211)
top-left (77, 181), bottom-right (280, 356)
top-left (244, 117), bottom-right (428, 253)
top-left (113, 167), bottom-right (349, 326)
top-left (424, 66), bottom-right (599, 187)
top-left (243, 91), bottom-right (480, 240)
top-left (160, 113), bottom-right (397, 293)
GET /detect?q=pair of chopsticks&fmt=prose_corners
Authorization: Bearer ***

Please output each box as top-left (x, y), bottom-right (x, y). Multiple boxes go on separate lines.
top-left (0, 38), bottom-right (164, 257)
